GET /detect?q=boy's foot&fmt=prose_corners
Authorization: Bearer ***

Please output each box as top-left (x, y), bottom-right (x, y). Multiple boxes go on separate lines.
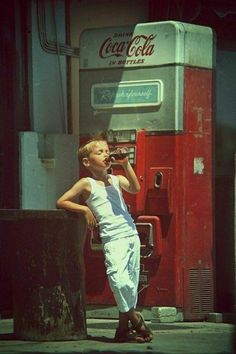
top-left (114, 327), bottom-right (145, 343)
top-left (132, 312), bottom-right (153, 342)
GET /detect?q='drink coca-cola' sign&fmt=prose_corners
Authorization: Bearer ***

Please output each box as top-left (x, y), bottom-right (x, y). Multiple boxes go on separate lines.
top-left (79, 22), bottom-right (179, 69)
top-left (99, 33), bottom-right (156, 65)
top-left (79, 22), bottom-right (213, 70)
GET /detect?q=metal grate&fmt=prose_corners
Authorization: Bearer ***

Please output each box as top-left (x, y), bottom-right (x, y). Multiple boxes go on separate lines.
top-left (189, 269), bottom-right (213, 314)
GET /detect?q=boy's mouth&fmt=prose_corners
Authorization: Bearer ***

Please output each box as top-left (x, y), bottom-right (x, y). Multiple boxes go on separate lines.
top-left (104, 156), bottom-right (115, 164)
top-left (104, 157), bottom-right (111, 164)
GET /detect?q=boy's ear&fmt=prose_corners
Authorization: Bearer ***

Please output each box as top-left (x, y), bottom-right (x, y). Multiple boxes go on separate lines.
top-left (82, 157), bottom-right (90, 167)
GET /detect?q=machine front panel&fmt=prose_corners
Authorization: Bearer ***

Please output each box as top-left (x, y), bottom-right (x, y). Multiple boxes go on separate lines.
top-left (80, 66), bottom-right (184, 134)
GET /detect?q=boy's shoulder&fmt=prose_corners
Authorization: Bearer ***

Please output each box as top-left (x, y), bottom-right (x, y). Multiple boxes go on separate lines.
top-left (72, 177), bottom-right (90, 189)
top-left (78, 177), bottom-right (89, 182)
top-left (70, 177), bottom-right (91, 196)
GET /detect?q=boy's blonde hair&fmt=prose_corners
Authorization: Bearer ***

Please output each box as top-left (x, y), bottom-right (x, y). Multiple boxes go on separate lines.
top-left (78, 133), bottom-right (107, 164)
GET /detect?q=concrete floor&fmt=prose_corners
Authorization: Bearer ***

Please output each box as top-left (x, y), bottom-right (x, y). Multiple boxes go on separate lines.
top-left (0, 318), bottom-right (235, 354)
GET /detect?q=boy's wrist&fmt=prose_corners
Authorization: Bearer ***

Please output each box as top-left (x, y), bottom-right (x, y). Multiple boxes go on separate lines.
top-left (80, 205), bottom-right (89, 214)
top-left (122, 159), bottom-right (131, 168)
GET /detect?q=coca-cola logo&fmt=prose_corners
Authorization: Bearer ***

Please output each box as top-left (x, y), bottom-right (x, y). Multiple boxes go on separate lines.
top-left (99, 34), bottom-right (156, 59)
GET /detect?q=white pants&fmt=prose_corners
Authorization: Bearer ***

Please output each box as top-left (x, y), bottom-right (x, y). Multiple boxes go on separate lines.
top-left (103, 235), bottom-right (140, 313)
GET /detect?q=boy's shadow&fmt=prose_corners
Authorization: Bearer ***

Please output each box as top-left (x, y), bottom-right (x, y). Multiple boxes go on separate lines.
top-left (0, 333), bottom-right (115, 343)
top-left (0, 333), bottom-right (16, 340)
top-left (87, 334), bottom-right (115, 343)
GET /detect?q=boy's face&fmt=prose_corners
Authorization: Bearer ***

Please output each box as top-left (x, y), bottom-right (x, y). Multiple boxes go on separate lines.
top-left (83, 140), bottom-right (111, 170)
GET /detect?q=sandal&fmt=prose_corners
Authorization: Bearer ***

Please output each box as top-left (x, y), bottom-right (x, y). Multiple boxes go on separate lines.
top-left (114, 327), bottom-right (145, 343)
top-left (132, 312), bottom-right (153, 342)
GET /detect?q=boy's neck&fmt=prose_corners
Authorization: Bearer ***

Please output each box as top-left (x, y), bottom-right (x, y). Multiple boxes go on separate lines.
top-left (91, 170), bottom-right (109, 182)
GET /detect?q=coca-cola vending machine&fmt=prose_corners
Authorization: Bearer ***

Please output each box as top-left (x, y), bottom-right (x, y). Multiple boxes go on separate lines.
top-left (79, 21), bottom-right (215, 320)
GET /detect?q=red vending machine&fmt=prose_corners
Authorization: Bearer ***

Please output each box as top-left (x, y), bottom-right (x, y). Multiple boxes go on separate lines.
top-left (79, 21), bottom-right (215, 320)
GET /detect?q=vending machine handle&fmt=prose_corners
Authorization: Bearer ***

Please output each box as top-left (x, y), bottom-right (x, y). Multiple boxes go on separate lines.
top-left (137, 215), bottom-right (163, 258)
top-left (136, 222), bottom-right (154, 258)
top-left (154, 171), bottom-right (163, 189)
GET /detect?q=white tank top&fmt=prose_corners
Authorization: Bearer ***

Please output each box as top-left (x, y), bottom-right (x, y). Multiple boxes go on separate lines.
top-left (85, 175), bottom-right (137, 243)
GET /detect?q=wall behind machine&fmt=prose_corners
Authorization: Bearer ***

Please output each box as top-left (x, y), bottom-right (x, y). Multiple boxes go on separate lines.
top-left (19, 1), bottom-right (79, 210)
top-left (30, 0), bottom-right (68, 133)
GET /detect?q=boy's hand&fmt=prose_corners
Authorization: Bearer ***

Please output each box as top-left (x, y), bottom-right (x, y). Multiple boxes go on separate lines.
top-left (83, 206), bottom-right (98, 230)
top-left (110, 147), bottom-right (129, 166)
top-left (115, 156), bottom-right (129, 167)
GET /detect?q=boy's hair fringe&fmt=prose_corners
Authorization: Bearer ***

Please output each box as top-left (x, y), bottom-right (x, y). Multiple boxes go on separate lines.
top-left (77, 132), bottom-right (108, 164)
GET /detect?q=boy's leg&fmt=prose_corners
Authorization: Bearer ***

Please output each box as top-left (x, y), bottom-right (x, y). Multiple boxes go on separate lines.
top-left (118, 311), bottom-right (129, 330)
top-left (104, 236), bottom-right (145, 342)
top-left (103, 236), bottom-right (140, 313)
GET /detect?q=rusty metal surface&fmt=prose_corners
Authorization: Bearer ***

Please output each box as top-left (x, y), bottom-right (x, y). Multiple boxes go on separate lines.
top-left (0, 210), bottom-right (87, 341)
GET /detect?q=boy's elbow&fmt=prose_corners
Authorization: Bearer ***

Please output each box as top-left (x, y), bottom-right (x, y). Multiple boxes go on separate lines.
top-left (136, 182), bottom-right (141, 193)
top-left (131, 185), bottom-right (141, 194)
top-left (56, 199), bottom-right (64, 209)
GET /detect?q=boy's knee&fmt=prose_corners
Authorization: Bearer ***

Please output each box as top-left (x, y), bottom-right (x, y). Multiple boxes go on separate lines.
top-left (110, 272), bottom-right (129, 290)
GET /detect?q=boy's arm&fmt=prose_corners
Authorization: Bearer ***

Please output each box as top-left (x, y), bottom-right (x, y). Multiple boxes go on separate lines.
top-left (117, 159), bottom-right (140, 194)
top-left (56, 178), bottom-right (97, 229)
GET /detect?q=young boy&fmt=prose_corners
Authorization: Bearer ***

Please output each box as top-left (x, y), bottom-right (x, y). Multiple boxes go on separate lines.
top-left (56, 136), bottom-right (152, 343)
